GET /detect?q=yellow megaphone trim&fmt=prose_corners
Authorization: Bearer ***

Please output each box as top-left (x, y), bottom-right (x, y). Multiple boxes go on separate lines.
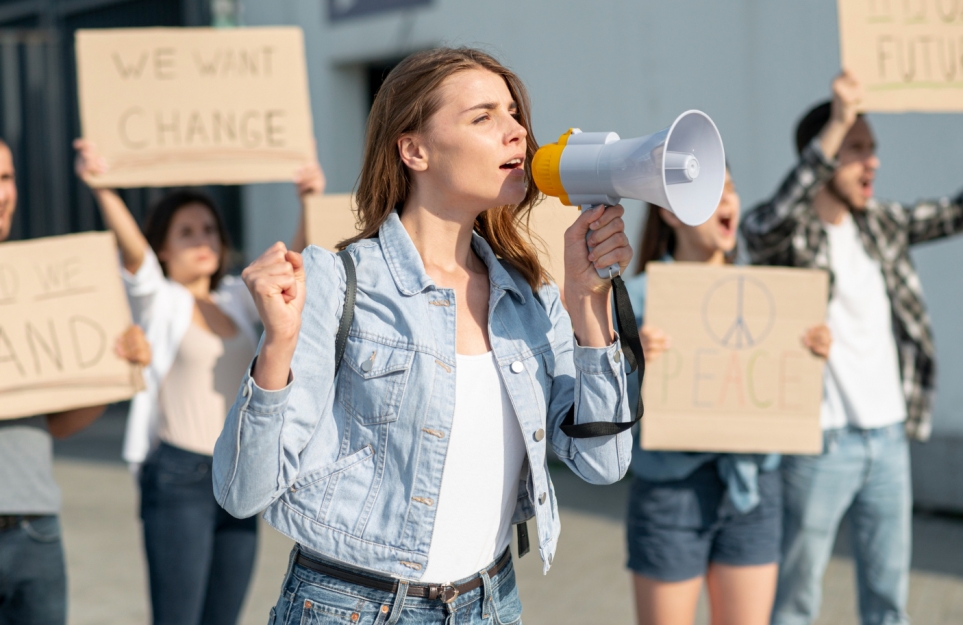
top-left (532, 129), bottom-right (574, 206)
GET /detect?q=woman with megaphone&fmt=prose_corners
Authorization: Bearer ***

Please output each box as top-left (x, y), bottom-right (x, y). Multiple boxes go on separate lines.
top-left (623, 170), bottom-right (831, 625)
top-left (213, 47), bottom-right (635, 624)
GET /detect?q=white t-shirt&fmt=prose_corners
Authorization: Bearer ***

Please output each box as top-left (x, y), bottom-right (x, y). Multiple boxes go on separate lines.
top-left (420, 352), bottom-right (527, 583)
top-left (821, 213), bottom-right (906, 430)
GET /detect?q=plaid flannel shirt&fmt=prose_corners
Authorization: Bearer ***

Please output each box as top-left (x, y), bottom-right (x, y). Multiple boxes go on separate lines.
top-left (741, 138), bottom-right (963, 441)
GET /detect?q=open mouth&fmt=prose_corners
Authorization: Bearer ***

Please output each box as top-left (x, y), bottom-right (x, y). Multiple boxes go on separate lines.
top-left (860, 178), bottom-right (874, 197)
top-left (718, 214), bottom-right (735, 236)
top-left (500, 157), bottom-right (524, 171)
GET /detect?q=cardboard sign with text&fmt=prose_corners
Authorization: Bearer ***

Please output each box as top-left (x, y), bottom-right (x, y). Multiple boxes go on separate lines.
top-left (76, 27), bottom-right (315, 187)
top-left (304, 194), bottom-right (582, 285)
top-left (838, 0), bottom-right (963, 112)
top-left (641, 263), bottom-right (828, 454)
top-left (0, 233), bottom-right (143, 420)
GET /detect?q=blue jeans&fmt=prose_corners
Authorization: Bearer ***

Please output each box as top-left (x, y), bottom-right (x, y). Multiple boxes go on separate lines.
top-left (0, 515), bottom-right (67, 625)
top-left (772, 423), bottom-right (911, 625)
top-left (140, 442), bottom-right (258, 625)
top-left (269, 548), bottom-right (523, 625)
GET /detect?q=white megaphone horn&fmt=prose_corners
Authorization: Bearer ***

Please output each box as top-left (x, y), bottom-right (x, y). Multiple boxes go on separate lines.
top-left (532, 110), bottom-right (726, 277)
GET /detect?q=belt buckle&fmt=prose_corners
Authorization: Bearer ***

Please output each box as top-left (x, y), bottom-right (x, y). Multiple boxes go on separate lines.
top-left (440, 585), bottom-right (459, 604)
top-left (428, 583), bottom-right (459, 604)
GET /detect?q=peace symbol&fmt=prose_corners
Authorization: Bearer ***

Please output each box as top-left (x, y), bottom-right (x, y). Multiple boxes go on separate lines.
top-left (701, 275), bottom-right (775, 349)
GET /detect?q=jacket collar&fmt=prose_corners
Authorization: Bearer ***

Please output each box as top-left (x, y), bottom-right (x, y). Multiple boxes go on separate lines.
top-left (379, 211), bottom-right (526, 303)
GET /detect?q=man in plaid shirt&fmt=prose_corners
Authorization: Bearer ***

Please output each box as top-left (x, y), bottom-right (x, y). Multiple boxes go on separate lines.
top-left (742, 72), bottom-right (963, 625)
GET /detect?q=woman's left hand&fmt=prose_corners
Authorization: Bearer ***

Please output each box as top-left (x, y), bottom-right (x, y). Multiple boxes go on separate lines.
top-left (294, 161), bottom-right (326, 197)
top-left (563, 204), bottom-right (633, 299)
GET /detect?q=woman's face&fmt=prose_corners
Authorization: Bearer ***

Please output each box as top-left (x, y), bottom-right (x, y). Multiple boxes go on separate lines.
top-left (665, 170), bottom-right (740, 255)
top-left (408, 68), bottom-right (529, 213)
top-left (158, 203), bottom-right (222, 284)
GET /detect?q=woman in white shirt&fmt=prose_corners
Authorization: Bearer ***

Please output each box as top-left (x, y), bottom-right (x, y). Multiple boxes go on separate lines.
top-left (74, 140), bottom-right (323, 625)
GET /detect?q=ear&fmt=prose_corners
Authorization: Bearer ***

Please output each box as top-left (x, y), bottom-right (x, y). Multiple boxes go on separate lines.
top-left (658, 207), bottom-right (683, 229)
top-left (398, 134), bottom-right (429, 172)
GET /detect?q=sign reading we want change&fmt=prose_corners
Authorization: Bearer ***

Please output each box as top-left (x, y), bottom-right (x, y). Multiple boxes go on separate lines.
top-left (0, 233), bottom-right (143, 420)
top-left (839, 0), bottom-right (963, 111)
top-left (76, 27), bottom-right (314, 187)
top-left (641, 263), bottom-right (829, 455)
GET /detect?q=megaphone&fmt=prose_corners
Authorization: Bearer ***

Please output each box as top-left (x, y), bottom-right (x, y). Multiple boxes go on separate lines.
top-left (533, 110), bottom-right (725, 277)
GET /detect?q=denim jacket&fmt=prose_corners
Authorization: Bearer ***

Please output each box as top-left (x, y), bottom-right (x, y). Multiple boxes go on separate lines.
top-left (213, 212), bottom-right (632, 578)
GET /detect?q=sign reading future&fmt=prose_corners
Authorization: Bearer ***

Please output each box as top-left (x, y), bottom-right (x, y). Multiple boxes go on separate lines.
top-left (641, 263), bottom-right (828, 455)
top-left (75, 27), bottom-right (315, 187)
top-left (0, 233), bottom-right (143, 420)
top-left (838, 0), bottom-right (963, 112)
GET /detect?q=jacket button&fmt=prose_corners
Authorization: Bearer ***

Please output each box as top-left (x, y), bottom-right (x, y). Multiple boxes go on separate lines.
top-left (533, 429), bottom-right (545, 442)
top-left (538, 492), bottom-right (547, 505)
top-left (361, 360), bottom-right (373, 373)
top-left (242, 384), bottom-right (250, 398)
top-left (614, 350), bottom-right (622, 364)
top-left (511, 361), bottom-right (524, 373)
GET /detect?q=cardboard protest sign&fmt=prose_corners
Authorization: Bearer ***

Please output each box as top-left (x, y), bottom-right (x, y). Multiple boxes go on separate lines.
top-left (838, 0), bottom-right (963, 112)
top-left (303, 194), bottom-right (358, 252)
top-left (76, 27), bottom-right (315, 187)
top-left (0, 233), bottom-right (143, 420)
top-left (641, 263), bottom-right (828, 454)
top-left (303, 194), bottom-right (582, 285)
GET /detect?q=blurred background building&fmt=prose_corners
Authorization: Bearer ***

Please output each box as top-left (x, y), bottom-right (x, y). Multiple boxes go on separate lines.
top-left (3, 0), bottom-right (963, 510)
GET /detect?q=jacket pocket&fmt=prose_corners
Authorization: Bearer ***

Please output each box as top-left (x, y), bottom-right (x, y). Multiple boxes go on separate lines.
top-left (286, 445), bottom-right (376, 527)
top-left (337, 336), bottom-right (413, 425)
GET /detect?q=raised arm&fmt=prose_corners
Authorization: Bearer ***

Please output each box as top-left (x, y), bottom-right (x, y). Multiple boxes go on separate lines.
top-left (73, 139), bottom-right (149, 274)
top-left (213, 245), bottom-right (345, 517)
top-left (897, 189), bottom-right (963, 246)
top-left (741, 72), bottom-right (862, 263)
top-left (290, 161), bottom-right (326, 252)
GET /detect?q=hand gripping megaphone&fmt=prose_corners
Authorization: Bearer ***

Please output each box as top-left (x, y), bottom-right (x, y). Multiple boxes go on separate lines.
top-left (532, 110), bottom-right (726, 278)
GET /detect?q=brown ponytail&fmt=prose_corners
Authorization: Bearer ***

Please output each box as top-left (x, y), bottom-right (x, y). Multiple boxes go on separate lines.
top-left (635, 204), bottom-right (675, 274)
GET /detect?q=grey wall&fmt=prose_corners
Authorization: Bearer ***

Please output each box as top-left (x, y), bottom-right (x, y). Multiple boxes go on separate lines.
top-left (238, 0), bottom-right (963, 442)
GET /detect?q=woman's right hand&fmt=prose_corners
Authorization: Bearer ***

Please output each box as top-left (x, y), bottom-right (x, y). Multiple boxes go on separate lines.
top-left (242, 242), bottom-right (306, 345)
top-left (243, 243), bottom-right (307, 390)
top-left (73, 139), bottom-right (108, 185)
top-left (640, 325), bottom-right (670, 364)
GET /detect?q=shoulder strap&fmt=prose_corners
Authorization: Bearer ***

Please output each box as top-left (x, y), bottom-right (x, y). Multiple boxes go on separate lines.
top-left (334, 249), bottom-right (357, 375)
top-left (559, 274), bottom-right (645, 438)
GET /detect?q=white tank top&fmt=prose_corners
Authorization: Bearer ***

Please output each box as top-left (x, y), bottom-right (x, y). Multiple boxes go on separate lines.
top-left (420, 351), bottom-right (527, 583)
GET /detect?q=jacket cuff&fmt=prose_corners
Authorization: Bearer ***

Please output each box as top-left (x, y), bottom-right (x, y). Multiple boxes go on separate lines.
top-left (801, 137), bottom-right (837, 181)
top-left (238, 363), bottom-right (293, 414)
top-left (573, 333), bottom-right (624, 375)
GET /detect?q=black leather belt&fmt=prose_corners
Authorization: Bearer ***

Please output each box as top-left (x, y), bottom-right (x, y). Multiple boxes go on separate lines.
top-left (0, 515), bottom-right (42, 532)
top-left (294, 548), bottom-right (512, 604)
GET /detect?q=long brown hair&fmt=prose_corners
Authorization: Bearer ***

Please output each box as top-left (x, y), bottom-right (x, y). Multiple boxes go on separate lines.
top-left (635, 204), bottom-right (676, 274)
top-left (338, 47), bottom-right (547, 289)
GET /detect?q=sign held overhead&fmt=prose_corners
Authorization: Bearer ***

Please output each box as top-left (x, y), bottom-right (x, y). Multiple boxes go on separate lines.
top-left (838, 0), bottom-right (963, 112)
top-left (75, 27), bottom-right (315, 187)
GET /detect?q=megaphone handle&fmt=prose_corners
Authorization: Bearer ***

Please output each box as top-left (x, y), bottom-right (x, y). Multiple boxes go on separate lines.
top-left (582, 204), bottom-right (621, 279)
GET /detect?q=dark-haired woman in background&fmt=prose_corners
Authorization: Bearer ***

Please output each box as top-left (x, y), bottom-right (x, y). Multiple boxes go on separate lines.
top-left (74, 139), bottom-right (324, 625)
top-left (623, 170), bottom-right (832, 625)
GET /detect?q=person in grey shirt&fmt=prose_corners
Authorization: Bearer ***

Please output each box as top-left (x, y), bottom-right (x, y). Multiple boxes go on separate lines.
top-left (0, 138), bottom-right (151, 625)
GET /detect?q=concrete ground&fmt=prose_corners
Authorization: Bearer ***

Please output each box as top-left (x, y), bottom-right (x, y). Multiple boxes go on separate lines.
top-left (53, 409), bottom-right (963, 624)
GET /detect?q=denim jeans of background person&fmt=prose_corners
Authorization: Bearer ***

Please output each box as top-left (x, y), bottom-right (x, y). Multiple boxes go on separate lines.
top-left (140, 442), bottom-right (257, 625)
top-left (740, 72), bottom-right (963, 625)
